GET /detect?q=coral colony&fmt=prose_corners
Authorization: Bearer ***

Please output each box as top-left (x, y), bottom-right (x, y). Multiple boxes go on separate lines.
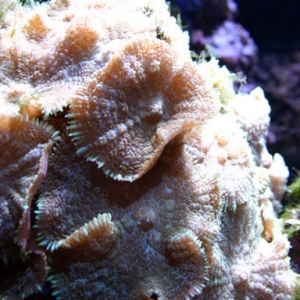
top-left (0, 0), bottom-right (298, 299)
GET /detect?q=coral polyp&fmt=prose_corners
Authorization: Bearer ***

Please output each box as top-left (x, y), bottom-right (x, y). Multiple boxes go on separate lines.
top-left (68, 37), bottom-right (218, 181)
top-left (0, 0), bottom-right (297, 299)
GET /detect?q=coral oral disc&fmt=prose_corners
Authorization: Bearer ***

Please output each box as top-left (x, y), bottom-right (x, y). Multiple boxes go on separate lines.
top-left (68, 37), bottom-right (218, 181)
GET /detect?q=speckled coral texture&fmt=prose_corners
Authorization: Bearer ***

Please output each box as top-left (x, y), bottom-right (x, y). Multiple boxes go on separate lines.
top-left (0, 0), bottom-right (297, 299)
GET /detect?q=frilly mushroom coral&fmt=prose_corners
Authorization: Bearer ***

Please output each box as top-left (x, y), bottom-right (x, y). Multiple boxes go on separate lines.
top-left (0, 114), bottom-right (55, 298)
top-left (0, 0), bottom-right (298, 299)
top-left (36, 129), bottom-right (212, 299)
top-left (0, 114), bottom-right (55, 259)
top-left (0, 0), bottom-right (190, 117)
top-left (68, 36), bottom-right (218, 181)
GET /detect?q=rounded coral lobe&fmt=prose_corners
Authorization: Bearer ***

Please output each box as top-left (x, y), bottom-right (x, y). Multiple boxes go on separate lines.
top-left (68, 36), bottom-right (217, 181)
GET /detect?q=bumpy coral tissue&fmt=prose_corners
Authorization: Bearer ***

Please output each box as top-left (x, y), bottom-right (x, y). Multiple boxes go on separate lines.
top-left (0, 0), bottom-right (297, 299)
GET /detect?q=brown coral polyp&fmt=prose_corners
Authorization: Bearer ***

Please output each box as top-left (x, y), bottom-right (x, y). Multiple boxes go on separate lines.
top-left (68, 37), bottom-right (218, 181)
top-left (57, 22), bottom-right (99, 64)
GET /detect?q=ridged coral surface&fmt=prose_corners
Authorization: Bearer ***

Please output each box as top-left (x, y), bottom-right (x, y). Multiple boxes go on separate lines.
top-left (0, 0), bottom-right (297, 299)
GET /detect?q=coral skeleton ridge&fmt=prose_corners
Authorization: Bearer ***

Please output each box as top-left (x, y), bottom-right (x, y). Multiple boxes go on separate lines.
top-left (0, 0), bottom-right (297, 299)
